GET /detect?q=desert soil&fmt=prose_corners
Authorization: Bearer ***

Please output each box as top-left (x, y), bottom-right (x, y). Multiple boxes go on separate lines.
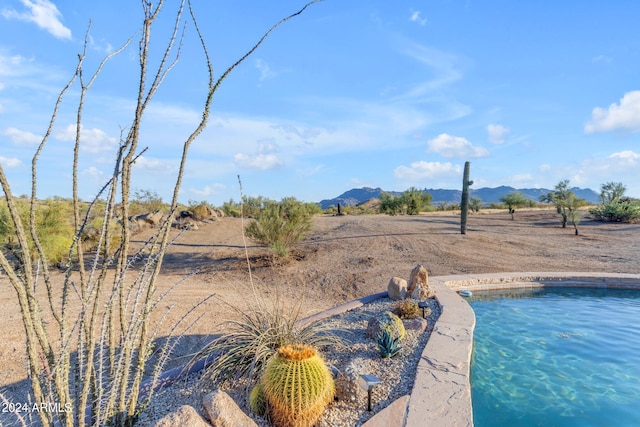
top-left (1, 209), bottom-right (639, 406)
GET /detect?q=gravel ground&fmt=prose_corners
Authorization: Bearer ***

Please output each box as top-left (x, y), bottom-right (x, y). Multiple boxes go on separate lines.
top-left (134, 297), bottom-right (441, 426)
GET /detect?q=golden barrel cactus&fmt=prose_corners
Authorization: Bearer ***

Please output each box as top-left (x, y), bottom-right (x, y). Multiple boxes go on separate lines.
top-left (262, 344), bottom-right (335, 427)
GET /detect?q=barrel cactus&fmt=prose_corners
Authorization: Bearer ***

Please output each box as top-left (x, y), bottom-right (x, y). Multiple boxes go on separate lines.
top-left (249, 383), bottom-right (267, 416)
top-left (262, 344), bottom-right (335, 427)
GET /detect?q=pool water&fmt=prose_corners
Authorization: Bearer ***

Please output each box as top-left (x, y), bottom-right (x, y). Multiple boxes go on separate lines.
top-left (469, 287), bottom-right (640, 427)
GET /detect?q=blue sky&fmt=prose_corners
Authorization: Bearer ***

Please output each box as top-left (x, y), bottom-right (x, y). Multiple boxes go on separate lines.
top-left (1, 0), bottom-right (639, 205)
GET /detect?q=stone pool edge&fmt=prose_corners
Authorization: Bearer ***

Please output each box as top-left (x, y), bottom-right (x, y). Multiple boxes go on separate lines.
top-left (401, 271), bottom-right (640, 427)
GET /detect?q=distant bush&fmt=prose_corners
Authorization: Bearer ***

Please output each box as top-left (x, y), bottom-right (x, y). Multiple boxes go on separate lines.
top-left (380, 187), bottom-right (432, 215)
top-left (0, 199), bottom-right (74, 264)
top-left (469, 196), bottom-right (483, 213)
top-left (130, 189), bottom-right (167, 214)
top-left (245, 199), bottom-right (313, 258)
top-left (589, 182), bottom-right (640, 223)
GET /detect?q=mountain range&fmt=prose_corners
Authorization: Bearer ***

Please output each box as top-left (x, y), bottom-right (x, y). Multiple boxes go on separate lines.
top-left (318, 186), bottom-right (601, 210)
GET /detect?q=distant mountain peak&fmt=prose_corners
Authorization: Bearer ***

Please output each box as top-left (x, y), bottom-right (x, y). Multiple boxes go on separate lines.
top-left (318, 186), bottom-right (600, 209)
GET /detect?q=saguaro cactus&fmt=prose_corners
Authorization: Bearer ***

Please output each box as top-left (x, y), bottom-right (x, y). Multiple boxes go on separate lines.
top-left (460, 161), bottom-right (473, 234)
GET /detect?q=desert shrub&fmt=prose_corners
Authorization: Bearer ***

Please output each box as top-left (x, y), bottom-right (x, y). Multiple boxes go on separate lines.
top-left (81, 216), bottom-right (121, 254)
top-left (376, 328), bottom-right (402, 358)
top-left (198, 299), bottom-right (341, 385)
top-left (589, 182), bottom-right (640, 223)
top-left (380, 187), bottom-right (432, 215)
top-left (469, 196), bottom-right (483, 213)
top-left (393, 299), bottom-right (420, 319)
top-left (590, 199), bottom-right (640, 223)
top-left (242, 195), bottom-right (273, 217)
top-left (245, 200), bottom-right (312, 258)
top-left (0, 199), bottom-right (74, 264)
top-left (130, 189), bottom-right (168, 215)
top-left (221, 198), bottom-right (242, 217)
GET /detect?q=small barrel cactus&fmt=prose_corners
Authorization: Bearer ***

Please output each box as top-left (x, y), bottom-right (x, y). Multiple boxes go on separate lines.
top-left (249, 383), bottom-right (267, 416)
top-left (262, 344), bottom-right (335, 427)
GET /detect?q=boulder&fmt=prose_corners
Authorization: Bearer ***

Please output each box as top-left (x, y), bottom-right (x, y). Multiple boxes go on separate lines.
top-left (388, 277), bottom-right (407, 300)
top-left (136, 210), bottom-right (164, 227)
top-left (203, 390), bottom-right (258, 427)
top-left (411, 283), bottom-right (436, 300)
top-left (403, 317), bottom-right (428, 333)
top-left (407, 265), bottom-right (428, 296)
top-left (152, 405), bottom-right (210, 427)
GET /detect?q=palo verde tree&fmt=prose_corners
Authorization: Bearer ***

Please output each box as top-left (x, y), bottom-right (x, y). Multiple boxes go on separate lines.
top-left (540, 180), bottom-right (586, 228)
top-left (500, 191), bottom-right (529, 220)
top-left (0, 1), bottom-right (321, 426)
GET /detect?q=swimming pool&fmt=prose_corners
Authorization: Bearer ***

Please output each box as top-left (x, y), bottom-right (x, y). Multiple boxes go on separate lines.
top-left (469, 287), bottom-right (640, 426)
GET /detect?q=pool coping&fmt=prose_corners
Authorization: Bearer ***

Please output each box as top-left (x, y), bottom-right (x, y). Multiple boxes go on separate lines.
top-left (362, 272), bottom-right (640, 427)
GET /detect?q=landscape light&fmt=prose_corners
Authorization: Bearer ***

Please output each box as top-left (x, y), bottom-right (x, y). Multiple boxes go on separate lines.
top-left (357, 374), bottom-right (382, 411)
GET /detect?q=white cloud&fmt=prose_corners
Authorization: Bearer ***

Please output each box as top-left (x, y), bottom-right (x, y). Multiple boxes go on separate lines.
top-left (585, 91), bottom-right (640, 133)
top-left (409, 10), bottom-right (428, 26)
top-left (0, 156), bottom-right (22, 168)
top-left (234, 153), bottom-right (284, 170)
top-left (427, 133), bottom-right (489, 159)
top-left (256, 59), bottom-right (277, 82)
top-left (395, 42), bottom-right (464, 101)
top-left (608, 150), bottom-right (640, 166)
top-left (190, 183), bottom-right (226, 197)
top-left (592, 55), bottom-right (612, 64)
top-left (132, 156), bottom-right (177, 174)
top-left (3, 127), bottom-right (41, 146)
top-left (2, 0), bottom-right (71, 40)
top-left (487, 124), bottom-right (509, 145)
top-left (55, 124), bottom-right (118, 153)
top-left (81, 166), bottom-right (104, 179)
top-left (394, 161), bottom-right (462, 180)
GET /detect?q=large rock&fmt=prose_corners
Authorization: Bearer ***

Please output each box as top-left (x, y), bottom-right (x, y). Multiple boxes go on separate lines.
top-left (407, 265), bottom-right (428, 296)
top-left (403, 317), bottom-right (428, 334)
top-left (153, 405), bottom-right (210, 427)
top-left (411, 283), bottom-right (436, 300)
top-left (203, 390), bottom-right (258, 427)
top-left (136, 210), bottom-right (164, 227)
top-left (388, 277), bottom-right (407, 300)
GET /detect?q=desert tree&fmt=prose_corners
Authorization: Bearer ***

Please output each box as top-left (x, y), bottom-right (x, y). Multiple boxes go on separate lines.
top-left (0, 1), bottom-right (321, 426)
top-left (500, 191), bottom-right (528, 220)
top-left (590, 181), bottom-right (640, 223)
top-left (540, 180), bottom-right (586, 228)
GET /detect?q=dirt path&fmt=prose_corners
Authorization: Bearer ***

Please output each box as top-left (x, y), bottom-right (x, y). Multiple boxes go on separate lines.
top-left (1, 209), bottom-right (639, 405)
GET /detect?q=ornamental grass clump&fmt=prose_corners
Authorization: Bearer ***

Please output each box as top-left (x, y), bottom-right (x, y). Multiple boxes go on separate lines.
top-left (198, 298), bottom-right (342, 385)
top-left (262, 343), bottom-right (335, 427)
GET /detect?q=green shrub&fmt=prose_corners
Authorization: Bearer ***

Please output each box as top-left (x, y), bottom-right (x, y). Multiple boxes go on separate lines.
top-left (0, 199), bottom-right (74, 264)
top-left (392, 299), bottom-right (420, 319)
top-left (244, 200), bottom-right (312, 258)
top-left (130, 189), bottom-right (167, 214)
top-left (380, 188), bottom-right (432, 215)
top-left (590, 199), bottom-right (640, 223)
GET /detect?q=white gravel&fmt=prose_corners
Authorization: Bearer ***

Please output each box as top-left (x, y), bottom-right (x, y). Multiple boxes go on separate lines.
top-left (134, 297), bottom-right (441, 427)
